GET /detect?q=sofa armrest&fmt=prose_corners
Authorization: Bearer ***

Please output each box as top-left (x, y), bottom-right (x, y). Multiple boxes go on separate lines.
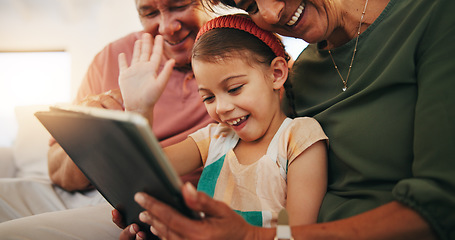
top-left (0, 147), bottom-right (16, 178)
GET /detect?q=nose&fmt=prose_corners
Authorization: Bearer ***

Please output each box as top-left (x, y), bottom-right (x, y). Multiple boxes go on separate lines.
top-left (158, 13), bottom-right (182, 36)
top-left (257, 0), bottom-right (284, 24)
top-left (215, 97), bottom-right (234, 115)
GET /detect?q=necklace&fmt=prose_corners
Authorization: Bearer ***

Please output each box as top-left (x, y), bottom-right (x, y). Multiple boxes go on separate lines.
top-left (328, 0), bottom-right (369, 92)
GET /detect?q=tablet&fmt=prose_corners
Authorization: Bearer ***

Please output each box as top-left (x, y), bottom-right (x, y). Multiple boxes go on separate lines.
top-left (35, 105), bottom-right (200, 238)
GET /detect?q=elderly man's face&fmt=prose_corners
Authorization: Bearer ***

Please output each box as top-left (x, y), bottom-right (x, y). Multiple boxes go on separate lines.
top-left (136, 0), bottom-right (210, 67)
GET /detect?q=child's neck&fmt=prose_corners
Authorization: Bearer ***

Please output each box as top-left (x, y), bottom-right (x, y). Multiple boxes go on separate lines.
top-left (234, 140), bottom-right (271, 165)
top-left (234, 114), bottom-right (287, 165)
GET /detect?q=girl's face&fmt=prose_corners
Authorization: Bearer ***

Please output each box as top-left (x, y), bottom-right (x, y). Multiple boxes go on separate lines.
top-left (234, 0), bottom-right (339, 44)
top-left (136, 0), bottom-right (210, 67)
top-left (193, 56), bottom-right (288, 143)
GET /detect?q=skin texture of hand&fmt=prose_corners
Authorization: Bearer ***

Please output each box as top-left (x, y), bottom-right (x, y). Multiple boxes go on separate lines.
top-left (113, 209), bottom-right (148, 240)
top-left (115, 184), bottom-right (437, 240)
top-left (291, 201), bottom-right (437, 240)
top-left (48, 143), bottom-right (92, 192)
top-left (115, 182), bottom-right (272, 240)
top-left (77, 89), bottom-right (124, 110)
top-left (48, 89), bottom-right (125, 191)
top-left (118, 33), bottom-right (175, 123)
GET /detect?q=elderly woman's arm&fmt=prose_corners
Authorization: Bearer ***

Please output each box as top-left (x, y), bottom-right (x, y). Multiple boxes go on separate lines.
top-left (124, 184), bottom-right (436, 240)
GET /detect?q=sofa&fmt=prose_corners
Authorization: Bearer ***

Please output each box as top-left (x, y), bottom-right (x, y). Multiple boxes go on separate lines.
top-left (0, 105), bottom-right (52, 179)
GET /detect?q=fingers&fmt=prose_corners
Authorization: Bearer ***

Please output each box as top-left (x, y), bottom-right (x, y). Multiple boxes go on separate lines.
top-left (140, 33), bottom-right (153, 62)
top-left (134, 185), bottom-right (251, 240)
top-left (150, 35), bottom-right (165, 74)
top-left (158, 58), bottom-right (175, 90)
top-left (131, 33), bottom-right (155, 66)
top-left (118, 53), bottom-right (128, 73)
top-left (139, 211), bottom-right (185, 240)
top-left (135, 192), bottom-right (194, 239)
top-left (131, 39), bottom-right (142, 65)
top-left (107, 89), bottom-right (124, 105)
top-left (118, 33), bottom-right (172, 86)
top-left (78, 90), bottom-right (124, 110)
top-left (150, 218), bottom-right (184, 240)
top-left (112, 209), bottom-right (126, 229)
top-left (119, 224), bottom-right (143, 240)
top-left (182, 182), bottom-right (230, 218)
top-left (152, 35), bottom-right (174, 89)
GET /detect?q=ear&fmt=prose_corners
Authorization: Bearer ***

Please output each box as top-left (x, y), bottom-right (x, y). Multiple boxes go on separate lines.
top-left (270, 57), bottom-right (289, 90)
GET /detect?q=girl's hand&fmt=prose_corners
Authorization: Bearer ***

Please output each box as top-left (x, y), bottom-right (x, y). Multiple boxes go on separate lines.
top-left (134, 182), bottom-right (260, 240)
top-left (118, 33), bottom-right (175, 120)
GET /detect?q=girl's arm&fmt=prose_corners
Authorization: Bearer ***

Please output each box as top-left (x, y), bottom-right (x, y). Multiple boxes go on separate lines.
top-left (286, 140), bottom-right (327, 226)
top-left (163, 137), bottom-right (203, 177)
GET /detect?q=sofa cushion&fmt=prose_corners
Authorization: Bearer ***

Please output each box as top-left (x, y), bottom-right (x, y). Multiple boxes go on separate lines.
top-left (0, 147), bottom-right (16, 177)
top-left (13, 105), bottom-right (51, 178)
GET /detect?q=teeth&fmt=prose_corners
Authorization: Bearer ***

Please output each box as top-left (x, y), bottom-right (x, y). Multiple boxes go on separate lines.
top-left (286, 3), bottom-right (305, 26)
top-left (227, 116), bottom-right (246, 126)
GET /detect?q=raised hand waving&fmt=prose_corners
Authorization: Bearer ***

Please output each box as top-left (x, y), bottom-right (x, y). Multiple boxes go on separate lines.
top-left (118, 33), bottom-right (175, 124)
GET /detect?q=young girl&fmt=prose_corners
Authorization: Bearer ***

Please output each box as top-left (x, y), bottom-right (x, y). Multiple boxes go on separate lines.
top-left (118, 14), bottom-right (328, 228)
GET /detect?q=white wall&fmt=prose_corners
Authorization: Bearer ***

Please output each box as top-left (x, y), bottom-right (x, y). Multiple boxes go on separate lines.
top-left (0, 0), bottom-right (142, 98)
top-left (0, 0), bottom-right (308, 97)
top-left (0, 0), bottom-right (142, 146)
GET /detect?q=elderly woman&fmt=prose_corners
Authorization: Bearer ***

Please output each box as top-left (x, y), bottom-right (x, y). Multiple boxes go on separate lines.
top-left (122, 0), bottom-right (455, 239)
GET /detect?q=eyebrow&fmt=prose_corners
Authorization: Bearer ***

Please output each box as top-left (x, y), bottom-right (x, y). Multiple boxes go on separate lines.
top-left (137, 5), bottom-right (154, 13)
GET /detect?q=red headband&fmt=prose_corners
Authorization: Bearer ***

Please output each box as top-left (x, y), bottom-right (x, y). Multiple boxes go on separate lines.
top-left (196, 14), bottom-right (287, 59)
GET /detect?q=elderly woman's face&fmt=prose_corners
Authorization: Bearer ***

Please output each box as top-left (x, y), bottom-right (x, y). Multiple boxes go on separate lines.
top-left (136, 0), bottom-right (210, 67)
top-left (234, 0), bottom-right (337, 43)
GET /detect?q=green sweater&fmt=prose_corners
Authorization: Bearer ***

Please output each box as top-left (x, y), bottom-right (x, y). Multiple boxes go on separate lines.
top-left (291, 0), bottom-right (455, 239)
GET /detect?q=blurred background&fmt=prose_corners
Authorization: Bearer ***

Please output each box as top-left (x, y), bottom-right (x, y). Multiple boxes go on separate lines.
top-left (0, 0), bottom-right (307, 147)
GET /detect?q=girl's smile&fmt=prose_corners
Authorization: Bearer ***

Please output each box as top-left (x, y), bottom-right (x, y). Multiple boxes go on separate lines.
top-left (193, 57), bottom-right (286, 143)
top-left (225, 115), bottom-right (249, 132)
top-left (226, 115), bottom-right (248, 127)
